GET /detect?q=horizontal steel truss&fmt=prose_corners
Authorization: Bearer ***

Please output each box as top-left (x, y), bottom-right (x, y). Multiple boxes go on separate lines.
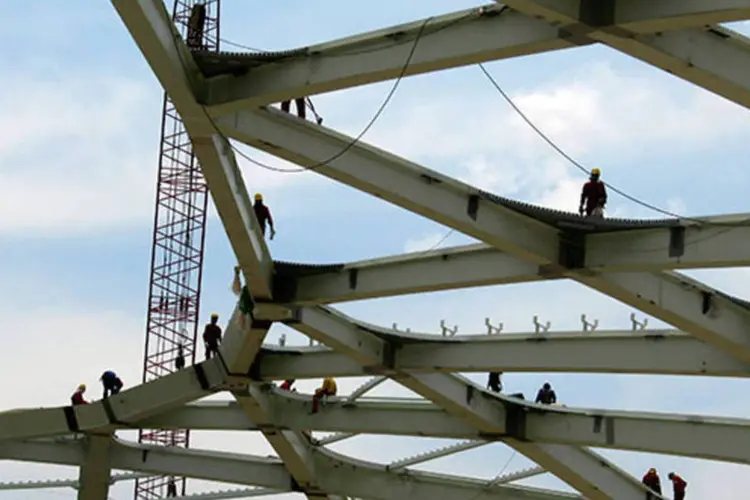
top-left (17, 0), bottom-right (746, 499)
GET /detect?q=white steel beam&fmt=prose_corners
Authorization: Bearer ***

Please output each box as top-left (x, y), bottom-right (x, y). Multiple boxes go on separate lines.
top-left (292, 307), bottom-right (647, 499)
top-left (0, 438), bottom-right (578, 500)
top-left (0, 359), bottom-right (224, 441)
top-left (203, 6), bottom-right (574, 113)
top-left (232, 388), bottom-right (337, 499)
top-left (501, 1), bottom-right (750, 110)
top-left (586, 219), bottom-right (750, 271)
top-left (256, 329), bottom-right (750, 380)
top-left (77, 436), bottom-right (112, 500)
top-left (597, 271), bottom-right (750, 362)
top-left (221, 111), bottom-right (750, 365)
top-left (282, 244), bottom-right (549, 305)
top-left (0, 472), bottom-right (149, 491)
top-left (313, 447), bottom-right (578, 500)
top-left (0, 438), bottom-right (293, 491)
top-left (111, 0), bottom-right (273, 299)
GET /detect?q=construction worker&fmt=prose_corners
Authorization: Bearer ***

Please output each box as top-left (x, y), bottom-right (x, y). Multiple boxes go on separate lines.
top-left (253, 193), bottom-right (275, 240)
top-left (202, 313), bottom-right (222, 360)
top-left (231, 266), bottom-right (254, 329)
top-left (70, 384), bottom-right (88, 405)
top-left (311, 377), bottom-right (337, 414)
top-left (166, 477), bottom-right (177, 497)
top-left (280, 379), bottom-right (296, 391)
top-left (281, 97), bottom-right (306, 120)
top-left (579, 168), bottom-right (607, 218)
top-left (535, 382), bottom-right (557, 405)
top-left (175, 344), bottom-right (185, 370)
top-left (642, 468), bottom-right (662, 499)
top-left (668, 472), bottom-right (687, 500)
top-left (100, 371), bottom-right (124, 398)
top-left (487, 372), bottom-right (503, 393)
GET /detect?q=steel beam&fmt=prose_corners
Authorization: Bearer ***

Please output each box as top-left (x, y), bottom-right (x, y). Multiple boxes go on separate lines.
top-left (112, 0), bottom-right (273, 299)
top-left (77, 436), bottom-right (113, 500)
top-left (282, 244), bottom-right (549, 305)
top-left (292, 306), bottom-right (647, 499)
top-left (0, 438), bottom-right (577, 500)
top-left (501, 1), bottom-right (750, 110)
top-left (0, 359), bottom-right (224, 441)
top-left (203, 6), bottom-right (573, 113)
top-left (222, 111), bottom-right (750, 367)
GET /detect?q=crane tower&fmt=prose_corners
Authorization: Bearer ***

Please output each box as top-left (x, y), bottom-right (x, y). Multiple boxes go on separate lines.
top-left (135, 1), bottom-right (220, 498)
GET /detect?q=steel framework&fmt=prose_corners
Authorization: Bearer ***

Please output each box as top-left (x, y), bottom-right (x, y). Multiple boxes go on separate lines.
top-left (137, 1), bottom-right (220, 498)
top-left (4, 1), bottom-right (750, 499)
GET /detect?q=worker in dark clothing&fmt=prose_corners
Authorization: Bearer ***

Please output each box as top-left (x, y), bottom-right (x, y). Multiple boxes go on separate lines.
top-left (668, 472), bottom-right (687, 500)
top-left (253, 193), bottom-right (275, 239)
top-left (642, 468), bottom-right (662, 499)
top-left (202, 313), bottom-right (222, 360)
top-left (175, 344), bottom-right (185, 370)
top-left (579, 168), bottom-right (607, 217)
top-left (166, 477), bottom-right (177, 497)
top-left (535, 382), bottom-right (557, 404)
top-left (100, 371), bottom-right (124, 398)
top-left (71, 384), bottom-right (88, 405)
top-left (487, 372), bottom-right (503, 393)
top-left (231, 266), bottom-right (254, 328)
top-left (281, 97), bottom-right (306, 120)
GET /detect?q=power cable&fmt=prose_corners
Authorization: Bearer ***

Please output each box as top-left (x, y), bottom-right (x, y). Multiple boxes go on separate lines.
top-left (210, 16), bottom-right (433, 174)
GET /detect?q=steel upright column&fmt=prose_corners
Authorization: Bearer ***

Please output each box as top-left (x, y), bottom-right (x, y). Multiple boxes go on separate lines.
top-left (135, 1), bottom-right (220, 498)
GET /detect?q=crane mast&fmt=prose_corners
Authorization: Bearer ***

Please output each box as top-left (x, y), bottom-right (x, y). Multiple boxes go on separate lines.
top-left (135, 1), bottom-right (220, 498)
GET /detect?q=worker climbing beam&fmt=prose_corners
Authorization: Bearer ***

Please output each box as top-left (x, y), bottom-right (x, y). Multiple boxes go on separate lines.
top-left (220, 109), bottom-right (750, 366)
top-left (0, 437), bottom-right (578, 500)
top-left (500, 0), bottom-right (750, 110)
top-left (112, 0), bottom-right (274, 300)
top-left (202, 1), bottom-right (750, 114)
top-left (289, 305), bottom-right (648, 500)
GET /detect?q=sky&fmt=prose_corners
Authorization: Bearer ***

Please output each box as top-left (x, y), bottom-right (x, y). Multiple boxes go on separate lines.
top-left (1, 1), bottom-right (750, 498)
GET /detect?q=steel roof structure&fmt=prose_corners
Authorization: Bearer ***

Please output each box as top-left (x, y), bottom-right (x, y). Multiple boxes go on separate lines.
top-left (2, 1), bottom-right (750, 499)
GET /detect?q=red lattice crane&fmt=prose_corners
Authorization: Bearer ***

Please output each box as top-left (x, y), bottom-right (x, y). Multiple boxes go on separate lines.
top-left (136, 1), bottom-right (221, 498)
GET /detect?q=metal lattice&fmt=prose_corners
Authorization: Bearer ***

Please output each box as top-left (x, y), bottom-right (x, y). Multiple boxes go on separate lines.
top-left (136, 1), bottom-right (220, 498)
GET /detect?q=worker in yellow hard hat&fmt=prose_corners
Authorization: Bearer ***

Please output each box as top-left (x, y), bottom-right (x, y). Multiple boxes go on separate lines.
top-left (579, 168), bottom-right (607, 218)
top-left (253, 193), bottom-right (276, 240)
top-left (71, 383), bottom-right (88, 405)
top-left (311, 377), bottom-right (338, 414)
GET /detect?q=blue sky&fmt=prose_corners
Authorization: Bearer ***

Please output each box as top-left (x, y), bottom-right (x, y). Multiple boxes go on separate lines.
top-left (2, 1), bottom-right (750, 499)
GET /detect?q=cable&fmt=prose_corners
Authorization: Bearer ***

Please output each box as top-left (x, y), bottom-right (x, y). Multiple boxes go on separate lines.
top-left (214, 16), bottom-right (433, 174)
top-left (466, 450), bottom-right (517, 500)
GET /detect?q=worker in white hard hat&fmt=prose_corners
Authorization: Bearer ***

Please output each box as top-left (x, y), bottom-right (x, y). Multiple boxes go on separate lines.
top-left (579, 168), bottom-right (607, 217)
top-left (253, 193), bottom-right (275, 240)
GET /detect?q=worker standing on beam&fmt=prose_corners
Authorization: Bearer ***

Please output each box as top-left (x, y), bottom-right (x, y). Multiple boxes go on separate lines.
top-left (202, 313), bottom-right (222, 360)
top-left (253, 193), bottom-right (276, 240)
top-left (166, 477), bottom-right (177, 497)
top-left (668, 472), bottom-right (687, 500)
top-left (70, 384), bottom-right (88, 405)
top-left (311, 376), bottom-right (337, 414)
top-left (100, 371), bottom-right (124, 398)
top-left (579, 168), bottom-right (607, 218)
top-left (281, 97), bottom-right (306, 120)
top-left (175, 344), bottom-right (185, 370)
top-left (487, 372), bottom-right (503, 393)
top-left (642, 468), bottom-right (662, 499)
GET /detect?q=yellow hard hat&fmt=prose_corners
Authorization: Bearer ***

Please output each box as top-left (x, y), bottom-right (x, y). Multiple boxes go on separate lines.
top-left (210, 312), bottom-right (219, 319)
top-left (591, 168), bottom-right (601, 176)
top-left (78, 384), bottom-right (86, 391)
top-left (254, 193), bottom-right (263, 201)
